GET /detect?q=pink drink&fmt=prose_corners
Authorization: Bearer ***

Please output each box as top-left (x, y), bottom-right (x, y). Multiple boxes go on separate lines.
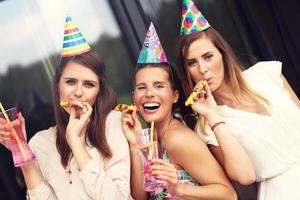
top-left (143, 159), bottom-right (167, 193)
top-left (138, 129), bottom-right (167, 193)
top-left (0, 107), bottom-right (35, 167)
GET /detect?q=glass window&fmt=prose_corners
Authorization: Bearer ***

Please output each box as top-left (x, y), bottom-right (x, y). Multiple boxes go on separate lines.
top-left (0, 0), bottom-right (134, 129)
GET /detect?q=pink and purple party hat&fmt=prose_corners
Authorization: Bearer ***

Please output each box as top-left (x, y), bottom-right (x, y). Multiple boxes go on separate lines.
top-left (180, 0), bottom-right (210, 36)
top-left (137, 22), bottom-right (168, 64)
top-left (61, 15), bottom-right (91, 57)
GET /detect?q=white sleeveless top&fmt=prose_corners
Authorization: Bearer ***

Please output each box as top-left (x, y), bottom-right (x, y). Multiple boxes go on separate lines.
top-left (198, 61), bottom-right (300, 200)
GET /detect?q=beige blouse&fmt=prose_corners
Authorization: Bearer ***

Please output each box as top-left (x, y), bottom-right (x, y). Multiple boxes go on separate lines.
top-left (27, 111), bottom-right (132, 200)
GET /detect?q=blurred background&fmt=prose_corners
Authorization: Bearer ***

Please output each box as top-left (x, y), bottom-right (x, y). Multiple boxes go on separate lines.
top-left (0, 0), bottom-right (299, 199)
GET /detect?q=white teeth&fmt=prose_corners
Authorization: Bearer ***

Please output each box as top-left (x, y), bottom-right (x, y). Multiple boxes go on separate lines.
top-left (143, 102), bottom-right (160, 107)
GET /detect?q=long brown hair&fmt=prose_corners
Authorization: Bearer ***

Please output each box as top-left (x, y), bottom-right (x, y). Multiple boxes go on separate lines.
top-left (176, 27), bottom-right (268, 128)
top-left (52, 51), bottom-right (116, 167)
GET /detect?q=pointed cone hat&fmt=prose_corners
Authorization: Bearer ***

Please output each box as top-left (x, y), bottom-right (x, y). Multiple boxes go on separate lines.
top-left (180, 0), bottom-right (210, 36)
top-left (61, 15), bottom-right (91, 57)
top-left (137, 22), bottom-right (168, 64)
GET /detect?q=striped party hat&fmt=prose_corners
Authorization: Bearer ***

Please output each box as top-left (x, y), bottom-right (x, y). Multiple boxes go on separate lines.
top-left (61, 15), bottom-right (91, 57)
top-left (137, 22), bottom-right (168, 64)
top-left (180, 0), bottom-right (210, 36)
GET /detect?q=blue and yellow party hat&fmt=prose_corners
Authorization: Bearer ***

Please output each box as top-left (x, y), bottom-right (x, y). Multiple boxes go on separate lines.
top-left (61, 15), bottom-right (91, 57)
top-left (137, 22), bottom-right (168, 64)
top-left (180, 0), bottom-right (210, 36)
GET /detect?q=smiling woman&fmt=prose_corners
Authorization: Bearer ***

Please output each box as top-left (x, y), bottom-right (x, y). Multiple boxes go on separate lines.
top-left (120, 22), bottom-right (236, 200)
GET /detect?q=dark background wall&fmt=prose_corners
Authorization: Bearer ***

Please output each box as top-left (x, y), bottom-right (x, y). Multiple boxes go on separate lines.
top-left (109, 0), bottom-right (300, 97)
top-left (238, 0), bottom-right (300, 97)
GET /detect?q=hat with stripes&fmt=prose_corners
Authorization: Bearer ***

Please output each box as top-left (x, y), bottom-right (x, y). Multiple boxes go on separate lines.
top-left (180, 0), bottom-right (210, 36)
top-left (61, 15), bottom-right (91, 57)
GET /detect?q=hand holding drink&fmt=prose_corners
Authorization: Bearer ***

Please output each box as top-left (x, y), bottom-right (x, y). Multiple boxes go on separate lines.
top-left (0, 103), bottom-right (35, 167)
top-left (137, 122), bottom-right (167, 193)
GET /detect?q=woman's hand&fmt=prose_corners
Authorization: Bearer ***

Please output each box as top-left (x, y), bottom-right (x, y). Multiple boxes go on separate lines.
top-left (65, 101), bottom-right (93, 147)
top-left (149, 159), bottom-right (179, 196)
top-left (191, 84), bottom-right (220, 122)
top-left (0, 122), bottom-right (12, 150)
top-left (121, 109), bottom-right (142, 146)
top-left (0, 113), bottom-right (27, 150)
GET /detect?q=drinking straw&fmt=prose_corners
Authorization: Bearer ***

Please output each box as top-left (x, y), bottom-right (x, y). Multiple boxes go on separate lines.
top-left (0, 103), bottom-right (28, 159)
top-left (200, 116), bottom-right (205, 131)
top-left (154, 130), bottom-right (158, 159)
top-left (139, 130), bottom-right (147, 149)
top-left (148, 121), bottom-right (154, 160)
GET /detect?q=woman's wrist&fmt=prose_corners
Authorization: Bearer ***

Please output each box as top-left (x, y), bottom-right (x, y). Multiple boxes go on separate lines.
top-left (21, 161), bottom-right (36, 173)
top-left (172, 182), bottom-right (184, 197)
top-left (129, 142), bottom-right (139, 152)
top-left (21, 162), bottom-right (45, 190)
top-left (67, 136), bottom-right (84, 149)
top-left (206, 113), bottom-right (222, 126)
top-left (211, 121), bottom-right (226, 131)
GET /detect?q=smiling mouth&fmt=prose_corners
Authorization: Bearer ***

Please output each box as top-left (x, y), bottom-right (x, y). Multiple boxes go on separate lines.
top-left (143, 102), bottom-right (160, 111)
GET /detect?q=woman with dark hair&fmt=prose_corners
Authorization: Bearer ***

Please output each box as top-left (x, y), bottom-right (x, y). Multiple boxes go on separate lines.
top-left (121, 22), bottom-right (236, 200)
top-left (0, 16), bottom-right (131, 199)
top-left (176, 1), bottom-right (300, 200)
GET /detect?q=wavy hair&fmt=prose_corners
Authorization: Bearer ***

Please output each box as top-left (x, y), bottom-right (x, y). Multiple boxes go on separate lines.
top-left (176, 27), bottom-right (268, 130)
top-left (52, 51), bottom-right (117, 167)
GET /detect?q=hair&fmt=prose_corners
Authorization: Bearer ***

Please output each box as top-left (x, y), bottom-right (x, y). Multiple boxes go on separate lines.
top-left (52, 51), bottom-right (117, 167)
top-left (176, 27), bottom-right (268, 129)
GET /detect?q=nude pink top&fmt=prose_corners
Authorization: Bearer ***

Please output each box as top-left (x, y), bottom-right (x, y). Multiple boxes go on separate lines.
top-left (27, 111), bottom-right (132, 200)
